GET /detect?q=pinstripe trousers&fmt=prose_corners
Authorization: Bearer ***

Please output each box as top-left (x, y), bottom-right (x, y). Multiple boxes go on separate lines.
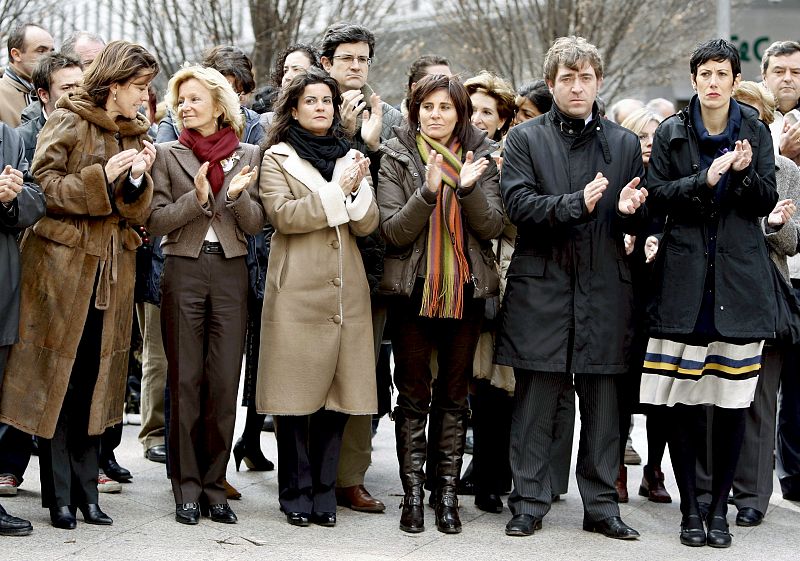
top-left (508, 370), bottom-right (621, 522)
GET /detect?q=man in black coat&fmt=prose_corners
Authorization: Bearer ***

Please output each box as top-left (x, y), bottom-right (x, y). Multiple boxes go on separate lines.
top-left (0, 123), bottom-right (45, 535)
top-left (496, 36), bottom-right (647, 539)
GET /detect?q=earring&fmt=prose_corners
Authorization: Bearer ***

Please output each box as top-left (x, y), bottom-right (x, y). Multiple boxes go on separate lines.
top-left (113, 91), bottom-right (117, 102)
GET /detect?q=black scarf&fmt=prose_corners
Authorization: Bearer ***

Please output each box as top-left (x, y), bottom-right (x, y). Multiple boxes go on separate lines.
top-left (691, 95), bottom-right (742, 202)
top-left (286, 122), bottom-right (350, 181)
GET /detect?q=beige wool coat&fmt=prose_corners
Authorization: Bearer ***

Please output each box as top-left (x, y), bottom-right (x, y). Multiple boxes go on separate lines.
top-left (257, 142), bottom-right (379, 415)
top-left (0, 92), bottom-right (153, 438)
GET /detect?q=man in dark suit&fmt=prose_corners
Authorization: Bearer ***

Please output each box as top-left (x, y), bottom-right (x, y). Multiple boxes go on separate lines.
top-left (496, 36), bottom-right (647, 539)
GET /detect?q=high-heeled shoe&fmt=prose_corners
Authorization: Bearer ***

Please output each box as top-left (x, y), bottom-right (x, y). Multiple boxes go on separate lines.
top-left (49, 506), bottom-right (77, 530)
top-left (79, 504), bottom-right (113, 525)
top-left (233, 437), bottom-right (275, 472)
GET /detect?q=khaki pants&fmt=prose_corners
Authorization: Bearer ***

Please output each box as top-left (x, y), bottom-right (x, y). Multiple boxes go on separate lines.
top-left (137, 302), bottom-right (167, 451)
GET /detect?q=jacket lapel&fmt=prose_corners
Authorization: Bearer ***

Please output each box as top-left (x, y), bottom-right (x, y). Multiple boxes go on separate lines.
top-left (171, 142), bottom-right (202, 180)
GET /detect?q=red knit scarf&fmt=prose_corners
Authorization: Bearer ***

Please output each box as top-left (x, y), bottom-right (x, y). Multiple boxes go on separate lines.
top-left (178, 126), bottom-right (240, 195)
top-left (416, 132), bottom-right (470, 319)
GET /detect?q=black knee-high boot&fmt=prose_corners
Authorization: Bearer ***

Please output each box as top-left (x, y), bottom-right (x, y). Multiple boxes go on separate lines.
top-left (434, 410), bottom-right (467, 534)
top-left (395, 408), bottom-right (427, 533)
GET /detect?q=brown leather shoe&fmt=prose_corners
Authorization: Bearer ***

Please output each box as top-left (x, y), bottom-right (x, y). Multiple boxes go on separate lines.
top-left (335, 484), bottom-right (385, 513)
top-left (615, 465), bottom-right (628, 503)
top-left (223, 479), bottom-right (241, 501)
top-left (638, 465), bottom-right (672, 503)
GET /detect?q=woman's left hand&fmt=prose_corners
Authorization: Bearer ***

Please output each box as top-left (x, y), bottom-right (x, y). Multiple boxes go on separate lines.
top-left (767, 198), bottom-right (797, 227)
top-left (227, 165), bottom-right (257, 200)
top-left (131, 140), bottom-right (156, 179)
top-left (459, 151), bottom-right (489, 190)
top-left (339, 152), bottom-right (370, 196)
top-left (731, 139), bottom-right (753, 172)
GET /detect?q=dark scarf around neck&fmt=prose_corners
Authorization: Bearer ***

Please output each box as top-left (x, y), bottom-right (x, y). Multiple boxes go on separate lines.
top-left (691, 95), bottom-right (742, 198)
top-left (178, 125), bottom-right (240, 195)
top-left (286, 121), bottom-right (350, 181)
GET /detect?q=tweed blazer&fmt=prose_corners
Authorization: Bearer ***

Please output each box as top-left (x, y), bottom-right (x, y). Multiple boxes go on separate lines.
top-left (148, 140), bottom-right (266, 257)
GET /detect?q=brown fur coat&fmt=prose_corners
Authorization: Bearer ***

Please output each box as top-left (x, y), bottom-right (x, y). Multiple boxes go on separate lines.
top-left (0, 92), bottom-right (153, 438)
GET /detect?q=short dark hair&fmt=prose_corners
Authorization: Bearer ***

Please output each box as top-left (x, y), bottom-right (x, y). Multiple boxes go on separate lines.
top-left (320, 22), bottom-right (375, 60)
top-left (61, 30), bottom-right (105, 56)
top-left (271, 43), bottom-right (320, 87)
top-left (517, 80), bottom-right (552, 114)
top-left (7, 22), bottom-right (47, 58)
top-left (266, 67), bottom-right (343, 148)
top-left (31, 51), bottom-right (82, 94)
top-left (407, 54), bottom-right (451, 93)
top-left (408, 74), bottom-right (473, 146)
top-left (761, 40), bottom-right (800, 75)
top-left (202, 45), bottom-right (256, 95)
top-left (690, 38), bottom-right (741, 78)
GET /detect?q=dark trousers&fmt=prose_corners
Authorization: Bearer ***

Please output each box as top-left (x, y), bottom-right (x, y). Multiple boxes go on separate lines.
top-left (778, 333), bottom-right (800, 499)
top-left (0, 347), bottom-right (34, 482)
top-left (276, 410), bottom-right (349, 514)
top-left (100, 423), bottom-right (123, 464)
top-left (161, 253), bottom-right (248, 505)
top-left (472, 379), bottom-right (512, 495)
top-left (734, 345), bottom-right (783, 513)
top-left (508, 371), bottom-right (620, 522)
top-left (669, 404), bottom-right (746, 519)
top-left (38, 299), bottom-right (104, 508)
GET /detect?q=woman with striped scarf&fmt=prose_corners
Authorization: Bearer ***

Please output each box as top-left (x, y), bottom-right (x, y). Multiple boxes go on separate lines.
top-left (377, 74), bottom-right (504, 534)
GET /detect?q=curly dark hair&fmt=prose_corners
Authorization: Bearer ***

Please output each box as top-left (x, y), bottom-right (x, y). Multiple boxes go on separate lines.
top-left (271, 43), bottom-right (320, 87)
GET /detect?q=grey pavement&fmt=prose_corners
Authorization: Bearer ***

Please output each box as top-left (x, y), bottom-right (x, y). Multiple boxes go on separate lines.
top-left (4, 394), bottom-right (800, 560)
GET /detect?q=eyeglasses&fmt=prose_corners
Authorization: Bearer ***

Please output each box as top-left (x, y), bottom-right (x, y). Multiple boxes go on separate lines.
top-left (332, 54), bottom-right (372, 67)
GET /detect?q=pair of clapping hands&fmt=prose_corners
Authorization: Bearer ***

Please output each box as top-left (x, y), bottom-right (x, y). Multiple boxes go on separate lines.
top-left (0, 165), bottom-right (24, 204)
top-left (424, 151), bottom-right (490, 195)
top-left (584, 172), bottom-right (647, 215)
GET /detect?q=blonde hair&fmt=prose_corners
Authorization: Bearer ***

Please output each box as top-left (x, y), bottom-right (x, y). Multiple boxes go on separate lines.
top-left (620, 107), bottom-right (662, 136)
top-left (165, 65), bottom-right (244, 138)
top-left (733, 81), bottom-right (776, 125)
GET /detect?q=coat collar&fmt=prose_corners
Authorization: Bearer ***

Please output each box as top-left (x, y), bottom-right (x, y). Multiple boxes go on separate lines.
top-left (56, 91), bottom-right (151, 136)
top-left (267, 142), bottom-right (364, 193)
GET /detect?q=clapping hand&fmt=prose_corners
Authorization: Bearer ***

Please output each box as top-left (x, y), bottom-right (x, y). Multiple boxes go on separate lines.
top-left (340, 90), bottom-right (366, 137)
top-left (425, 150), bottom-right (443, 195)
top-left (767, 198), bottom-right (797, 227)
top-left (617, 177), bottom-right (647, 215)
top-left (227, 165), bottom-right (257, 200)
top-left (0, 165), bottom-right (24, 203)
top-left (644, 235), bottom-right (660, 263)
top-left (459, 151), bottom-right (489, 191)
top-left (194, 162), bottom-right (211, 204)
top-left (360, 93), bottom-right (383, 152)
top-left (339, 153), bottom-right (370, 196)
top-left (105, 149), bottom-right (138, 183)
top-left (131, 140), bottom-right (156, 179)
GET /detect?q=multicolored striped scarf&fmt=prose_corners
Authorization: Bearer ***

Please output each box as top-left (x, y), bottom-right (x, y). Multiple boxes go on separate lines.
top-left (416, 132), bottom-right (470, 319)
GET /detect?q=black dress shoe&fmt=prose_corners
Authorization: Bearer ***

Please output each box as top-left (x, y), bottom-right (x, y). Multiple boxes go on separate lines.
top-left (679, 514), bottom-right (706, 547)
top-left (49, 506), bottom-right (77, 530)
top-left (79, 504), bottom-right (112, 525)
top-left (175, 503), bottom-right (200, 525)
top-left (475, 493), bottom-right (503, 513)
top-left (208, 504), bottom-right (237, 524)
top-left (736, 507), bottom-right (764, 527)
top-left (583, 516), bottom-right (640, 540)
top-left (505, 514), bottom-right (542, 536)
top-left (0, 505), bottom-right (33, 536)
top-left (310, 512), bottom-right (336, 527)
top-left (286, 512), bottom-right (310, 527)
top-left (100, 459), bottom-right (132, 483)
top-left (706, 515), bottom-right (732, 548)
top-left (145, 444), bottom-right (167, 464)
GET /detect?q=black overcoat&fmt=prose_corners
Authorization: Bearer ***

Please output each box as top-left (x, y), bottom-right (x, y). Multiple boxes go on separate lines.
top-left (495, 106), bottom-right (646, 374)
top-left (645, 100), bottom-right (778, 339)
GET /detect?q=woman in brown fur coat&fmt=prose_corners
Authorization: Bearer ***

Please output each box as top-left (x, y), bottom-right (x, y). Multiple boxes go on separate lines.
top-left (0, 41), bottom-right (158, 530)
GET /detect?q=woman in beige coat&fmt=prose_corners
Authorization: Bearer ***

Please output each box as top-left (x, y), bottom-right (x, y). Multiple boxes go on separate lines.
top-left (0, 41), bottom-right (158, 529)
top-left (258, 68), bottom-right (378, 528)
top-left (148, 66), bottom-right (264, 526)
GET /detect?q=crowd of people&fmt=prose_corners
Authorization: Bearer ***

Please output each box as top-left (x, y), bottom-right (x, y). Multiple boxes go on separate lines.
top-left (0, 18), bottom-right (800, 551)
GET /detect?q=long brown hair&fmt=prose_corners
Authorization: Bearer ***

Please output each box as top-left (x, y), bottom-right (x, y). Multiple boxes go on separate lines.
top-left (265, 67), bottom-right (343, 148)
top-left (81, 41), bottom-right (159, 107)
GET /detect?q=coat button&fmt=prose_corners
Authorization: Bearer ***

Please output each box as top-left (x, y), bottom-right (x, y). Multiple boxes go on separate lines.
top-left (333, 314), bottom-right (342, 324)
top-left (333, 278), bottom-right (341, 287)
top-left (332, 240), bottom-right (340, 249)
top-left (720, 305), bottom-right (724, 310)
top-left (414, 248), bottom-right (420, 253)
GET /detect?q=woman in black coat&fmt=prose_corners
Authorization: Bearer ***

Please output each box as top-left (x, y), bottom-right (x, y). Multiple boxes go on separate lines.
top-left (641, 39), bottom-right (787, 549)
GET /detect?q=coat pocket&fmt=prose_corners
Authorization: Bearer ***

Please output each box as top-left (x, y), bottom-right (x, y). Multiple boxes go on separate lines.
top-left (506, 255), bottom-right (546, 278)
top-left (31, 217), bottom-right (81, 247)
top-left (378, 246), bottom-right (415, 296)
top-left (617, 259), bottom-right (632, 283)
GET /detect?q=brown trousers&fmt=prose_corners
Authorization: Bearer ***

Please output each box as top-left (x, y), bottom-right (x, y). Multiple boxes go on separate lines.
top-left (161, 253), bottom-right (247, 505)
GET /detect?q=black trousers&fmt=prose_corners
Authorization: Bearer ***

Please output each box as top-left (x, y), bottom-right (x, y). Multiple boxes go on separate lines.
top-left (508, 371), bottom-right (620, 522)
top-left (276, 410), bottom-right (349, 514)
top-left (38, 299), bottom-right (104, 508)
top-left (778, 328), bottom-right (800, 499)
top-left (162, 253), bottom-right (248, 505)
top-left (471, 379), bottom-right (512, 495)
